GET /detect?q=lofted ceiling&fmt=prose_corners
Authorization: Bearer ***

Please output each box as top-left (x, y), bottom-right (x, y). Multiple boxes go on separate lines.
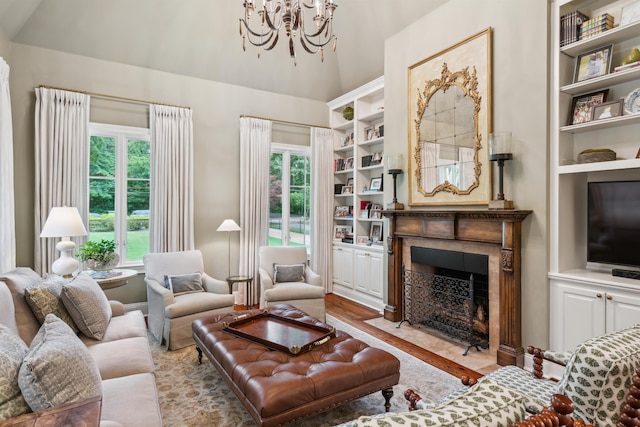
top-left (0, 0), bottom-right (447, 102)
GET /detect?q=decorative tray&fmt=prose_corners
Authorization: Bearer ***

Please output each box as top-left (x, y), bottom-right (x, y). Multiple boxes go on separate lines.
top-left (222, 310), bottom-right (335, 356)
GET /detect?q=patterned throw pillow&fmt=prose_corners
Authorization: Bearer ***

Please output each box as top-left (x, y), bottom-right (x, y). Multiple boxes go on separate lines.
top-left (163, 273), bottom-right (204, 295)
top-left (273, 264), bottom-right (305, 283)
top-left (354, 379), bottom-right (527, 427)
top-left (60, 273), bottom-right (112, 340)
top-left (18, 314), bottom-right (102, 412)
top-left (0, 325), bottom-right (30, 420)
top-left (24, 275), bottom-right (78, 333)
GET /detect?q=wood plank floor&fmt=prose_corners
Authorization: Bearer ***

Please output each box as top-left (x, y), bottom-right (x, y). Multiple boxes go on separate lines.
top-left (326, 293), bottom-right (483, 382)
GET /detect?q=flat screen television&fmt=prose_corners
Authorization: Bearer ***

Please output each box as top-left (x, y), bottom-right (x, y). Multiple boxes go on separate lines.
top-left (587, 180), bottom-right (640, 269)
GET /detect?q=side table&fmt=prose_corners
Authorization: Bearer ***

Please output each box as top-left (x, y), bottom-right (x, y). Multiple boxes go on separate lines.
top-left (226, 275), bottom-right (254, 309)
top-left (87, 269), bottom-right (138, 290)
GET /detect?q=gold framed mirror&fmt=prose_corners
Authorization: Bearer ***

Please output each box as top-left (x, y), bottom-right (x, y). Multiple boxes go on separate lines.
top-left (408, 28), bottom-right (492, 206)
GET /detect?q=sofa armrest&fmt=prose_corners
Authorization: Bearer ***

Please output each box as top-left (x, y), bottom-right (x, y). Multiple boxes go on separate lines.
top-left (109, 300), bottom-right (126, 317)
top-left (259, 268), bottom-right (273, 291)
top-left (0, 396), bottom-right (101, 427)
top-left (202, 274), bottom-right (228, 294)
top-left (527, 346), bottom-right (569, 379)
top-left (304, 267), bottom-right (322, 287)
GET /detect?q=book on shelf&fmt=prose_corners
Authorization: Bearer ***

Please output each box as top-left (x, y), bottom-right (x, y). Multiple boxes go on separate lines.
top-left (614, 60), bottom-right (640, 72)
top-left (581, 13), bottom-right (614, 40)
top-left (560, 10), bottom-right (589, 47)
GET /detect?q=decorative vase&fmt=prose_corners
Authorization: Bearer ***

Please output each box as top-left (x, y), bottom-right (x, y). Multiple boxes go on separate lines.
top-left (87, 254), bottom-right (119, 271)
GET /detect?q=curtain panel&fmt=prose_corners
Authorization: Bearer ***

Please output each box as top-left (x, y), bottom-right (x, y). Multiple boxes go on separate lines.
top-left (149, 104), bottom-right (195, 253)
top-left (34, 88), bottom-right (90, 275)
top-left (0, 58), bottom-right (15, 273)
top-left (239, 117), bottom-right (271, 305)
top-left (310, 127), bottom-right (334, 293)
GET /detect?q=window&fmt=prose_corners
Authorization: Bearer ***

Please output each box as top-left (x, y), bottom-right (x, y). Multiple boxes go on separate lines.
top-left (269, 143), bottom-right (311, 251)
top-left (88, 123), bottom-right (150, 266)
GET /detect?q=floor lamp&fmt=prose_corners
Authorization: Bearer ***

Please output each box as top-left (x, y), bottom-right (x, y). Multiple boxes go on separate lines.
top-left (217, 219), bottom-right (241, 278)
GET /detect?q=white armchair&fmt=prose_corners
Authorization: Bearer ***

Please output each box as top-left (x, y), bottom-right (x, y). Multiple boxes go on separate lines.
top-left (258, 246), bottom-right (325, 321)
top-left (143, 250), bottom-right (234, 350)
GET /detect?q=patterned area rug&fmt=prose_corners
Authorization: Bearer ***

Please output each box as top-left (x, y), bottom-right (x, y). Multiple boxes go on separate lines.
top-left (151, 315), bottom-right (461, 426)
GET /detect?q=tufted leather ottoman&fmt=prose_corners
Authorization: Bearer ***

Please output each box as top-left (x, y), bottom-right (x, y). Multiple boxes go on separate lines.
top-left (192, 304), bottom-right (400, 427)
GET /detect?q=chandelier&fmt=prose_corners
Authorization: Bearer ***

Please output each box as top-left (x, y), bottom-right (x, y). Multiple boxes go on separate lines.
top-left (239, 0), bottom-right (338, 65)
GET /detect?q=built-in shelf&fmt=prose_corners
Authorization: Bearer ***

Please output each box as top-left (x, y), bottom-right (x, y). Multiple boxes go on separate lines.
top-left (334, 145), bottom-right (354, 153)
top-left (558, 158), bottom-right (640, 174)
top-left (333, 120), bottom-right (354, 131)
top-left (559, 113), bottom-right (640, 133)
top-left (359, 137), bottom-right (384, 146)
top-left (560, 66), bottom-right (640, 95)
top-left (357, 191), bottom-right (384, 196)
top-left (358, 165), bottom-right (384, 172)
top-left (359, 111), bottom-right (384, 122)
top-left (560, 20), bottom-right (640, 57)
top-left (549, 269), bottom-right (640, 291)
top-left (334, 169), bottom-right (354, 175)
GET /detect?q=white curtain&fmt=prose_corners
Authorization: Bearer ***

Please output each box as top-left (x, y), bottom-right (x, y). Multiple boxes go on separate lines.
top-left (34, 88), bottom-right (90, 275)
top-left (421, 142), bottom-right (440, 192)
top-left (239, 117), bottom-right (271, 305)
top-left (0, 58), bottom-right (15, 273)
top-left (310, 127), bottom-right (334, 293)
top-left (458, 147), bottom-right (475, 190)
top-left (149, 104), bottom-right (195, 252)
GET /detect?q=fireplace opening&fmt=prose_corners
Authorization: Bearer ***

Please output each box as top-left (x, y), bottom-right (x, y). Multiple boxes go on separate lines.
top-left (399, 247), bottom-right (489, 355)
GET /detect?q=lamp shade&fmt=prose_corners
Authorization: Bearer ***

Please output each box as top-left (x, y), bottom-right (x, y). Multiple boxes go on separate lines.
top-left (217, 219), bottom-right (241, 232)
top-left (40, 207), bottom-right (88, 238)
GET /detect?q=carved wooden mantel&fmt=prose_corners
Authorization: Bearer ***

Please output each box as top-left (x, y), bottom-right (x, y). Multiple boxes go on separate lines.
top-left (382, 209), bottom-right (532, 366)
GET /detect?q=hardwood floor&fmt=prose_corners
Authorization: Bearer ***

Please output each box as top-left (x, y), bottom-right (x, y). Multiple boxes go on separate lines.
top-left (326, 293), bottom-right (483, 382)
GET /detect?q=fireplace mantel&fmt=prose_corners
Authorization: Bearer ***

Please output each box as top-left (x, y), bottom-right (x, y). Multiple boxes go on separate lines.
top-left (382, 209), bottom-right (532, 366)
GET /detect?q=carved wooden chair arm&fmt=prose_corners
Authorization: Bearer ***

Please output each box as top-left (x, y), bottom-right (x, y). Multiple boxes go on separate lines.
top-left (527, 345), bottom-right (570, 380)
top-left (508, 394), bottom-right (593, 427)
top-left (616, 364), bottom-right (640, 427)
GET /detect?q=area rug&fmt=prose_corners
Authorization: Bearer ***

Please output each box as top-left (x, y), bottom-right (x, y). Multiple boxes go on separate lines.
top-left (151, 315), bottom-right (461, 426)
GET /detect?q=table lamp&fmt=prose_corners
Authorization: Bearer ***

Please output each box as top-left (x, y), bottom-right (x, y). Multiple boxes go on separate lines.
top-left (386, 153), bottom-right (405, 210)
top-left (217, 219), bottom-right (241, 278)
top-left (488, 132), bottom-right (514, 210)
top-left (40, 206), bottom-right (88, 277)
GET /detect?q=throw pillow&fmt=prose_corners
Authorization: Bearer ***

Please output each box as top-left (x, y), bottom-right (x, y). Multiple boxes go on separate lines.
top-left (0, 325), bottom-right (30, 421)
top-left (60, 273), bottom-right (112, 340)
top-left (18, 314), bottom-right (102, 412)
top-left (273, 264), bottom-right (305, 283)
top-left (163, 273), bottom-right (204, 295)
top-left (24, 274), bottom-right (79, 333)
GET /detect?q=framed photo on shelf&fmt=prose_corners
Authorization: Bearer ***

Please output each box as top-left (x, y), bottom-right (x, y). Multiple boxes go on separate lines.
top-left (334, 205), bottom-right (349, 217)
top-left (591, 99), bottom-right (623, 121)
top-left (369, 221), bottom-right (383, 243)
top-left (334, 225), bottom-right (352, 241)
top-left (346, 157), bottom-right (354, 170)
top-left (360, 210), bottom-right (369, 219)
top-left (370, 152), bottom-right (383, 165)
top-left (346, 177), bottom-right (354, 187)
top-left (621, 1), bottom-right (640, 26)
top-left (364, 126), bottom-right (375, 141)
top-left (369, 177), bottom-right (382, 191)
top-left (374, 123), bottom-right (384, 137)
top-left (356, 236), bottom-right (368, 245)
top-left (570, 90), bottom-right (609, 125)
top-left (341, 185), bottom-right (353, 195)
top-left (370, 210), bottom-right (382, 219)
top-left (573, 45), bottom-right (613, 83)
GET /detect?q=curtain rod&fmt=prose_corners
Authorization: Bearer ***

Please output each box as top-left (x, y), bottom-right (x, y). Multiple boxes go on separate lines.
top-left (38, 85), bottom-right (191, 110)
top-left (240, 114), bottom-right (330, 130)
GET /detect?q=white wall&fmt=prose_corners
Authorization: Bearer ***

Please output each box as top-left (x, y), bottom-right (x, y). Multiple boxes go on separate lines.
top-left (0, 26), bottom-right (9, 61)
top-left (385, 0), bottom-right (550, 347)
top-left (9, 43), bottom-right (328, 303)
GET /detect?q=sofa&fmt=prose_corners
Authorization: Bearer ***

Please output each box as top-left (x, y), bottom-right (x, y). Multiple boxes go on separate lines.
top-left (0, 267), bottom-right (162, 427)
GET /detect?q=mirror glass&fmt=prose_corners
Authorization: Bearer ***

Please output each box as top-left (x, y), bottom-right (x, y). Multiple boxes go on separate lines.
top-left (414, 66), bottom-right (481, 196)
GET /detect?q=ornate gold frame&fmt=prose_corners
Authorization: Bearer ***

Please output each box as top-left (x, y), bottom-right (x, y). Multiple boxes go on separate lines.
top-left (408, 28), bottom-right (492, 206)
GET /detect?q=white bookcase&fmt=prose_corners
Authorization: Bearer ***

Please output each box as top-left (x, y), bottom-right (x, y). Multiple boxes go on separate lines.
top-left (550, 0), bottom-right (640, 351)
top-left (328, 76), bottom-right (386, 312)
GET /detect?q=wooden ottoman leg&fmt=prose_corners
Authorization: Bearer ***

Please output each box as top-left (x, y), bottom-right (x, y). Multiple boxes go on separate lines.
top-left (196, 345), bottom-right (203, 365)
top-left (382, 388), bottom-right (394, 412)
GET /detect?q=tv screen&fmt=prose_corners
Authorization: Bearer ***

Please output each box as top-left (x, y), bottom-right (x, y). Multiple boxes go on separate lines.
top-left (588, 181), bottom-right (640, 268)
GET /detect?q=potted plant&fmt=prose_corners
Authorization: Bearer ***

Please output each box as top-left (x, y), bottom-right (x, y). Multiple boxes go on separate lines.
top-left (77, 239), bottom-right (119, 271)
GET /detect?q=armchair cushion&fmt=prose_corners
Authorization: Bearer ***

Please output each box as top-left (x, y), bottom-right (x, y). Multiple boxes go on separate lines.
top-left (18, 314), bottom-right (102, 412)
top-left (24, 274), bottom-right (78, 333)
top-left (352, 378), bottom-right (527, 427)
top-left (0, 325), bottom-right (30, 420)
top-left (60, 273), bottom-right (112, 341)
top-left (163, 272), bottom-right (204, 295)
top-left (273, 264), bottom-right (305, 283)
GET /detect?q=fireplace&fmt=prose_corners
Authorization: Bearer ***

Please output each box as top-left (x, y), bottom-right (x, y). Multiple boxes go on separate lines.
top-left (401, 247), bottom-right (489, 355)
top-left (382, 210), bottom-right (532, 366)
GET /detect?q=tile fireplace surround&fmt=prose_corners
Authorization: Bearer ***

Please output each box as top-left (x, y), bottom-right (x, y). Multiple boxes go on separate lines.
top-left (383, 210), bottom-right (532, 367)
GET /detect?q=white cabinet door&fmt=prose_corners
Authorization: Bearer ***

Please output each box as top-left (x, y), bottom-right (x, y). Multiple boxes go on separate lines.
top-left (605, 290), bottom-right (640, 334)
top-left (551, 280), bottom-right (606, 352)
top-left (368, 251), bottom-right (384, 298)
top-left (354, 249), bottom-right (369, 293)
top-left (353, 249), bottom-right (384, 297)
top-left (332, 245), bottom-right (353, 288)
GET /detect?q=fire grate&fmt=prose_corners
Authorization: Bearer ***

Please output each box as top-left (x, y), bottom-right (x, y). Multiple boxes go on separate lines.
top-left (399, 266), bottom-right (488, 355)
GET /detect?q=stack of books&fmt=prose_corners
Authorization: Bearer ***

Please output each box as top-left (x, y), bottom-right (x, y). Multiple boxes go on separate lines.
top-left (560, 10), bottom-right (589, 47)
top-left (581, 13), bottom-right (614, 40)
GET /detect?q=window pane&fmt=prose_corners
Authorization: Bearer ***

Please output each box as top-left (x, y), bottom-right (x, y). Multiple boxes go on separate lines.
top-left (90, 136), bottom-right (115, 177)
top-left (126, 180), bottom-right (149, 262)
top-left (269, 153), bottom-right (284, 246)
top-left (88, 178), bottom-right (115, 244)
top-left (127, 139), bottom-right (150, 179)
top-left (289, 154), bottom-right (310, 248)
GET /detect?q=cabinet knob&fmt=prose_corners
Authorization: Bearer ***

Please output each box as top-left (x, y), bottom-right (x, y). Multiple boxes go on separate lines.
top-left (596, 293), bottom-right (602, 298)
top-left (607, 295), bottom-right (613, 300)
